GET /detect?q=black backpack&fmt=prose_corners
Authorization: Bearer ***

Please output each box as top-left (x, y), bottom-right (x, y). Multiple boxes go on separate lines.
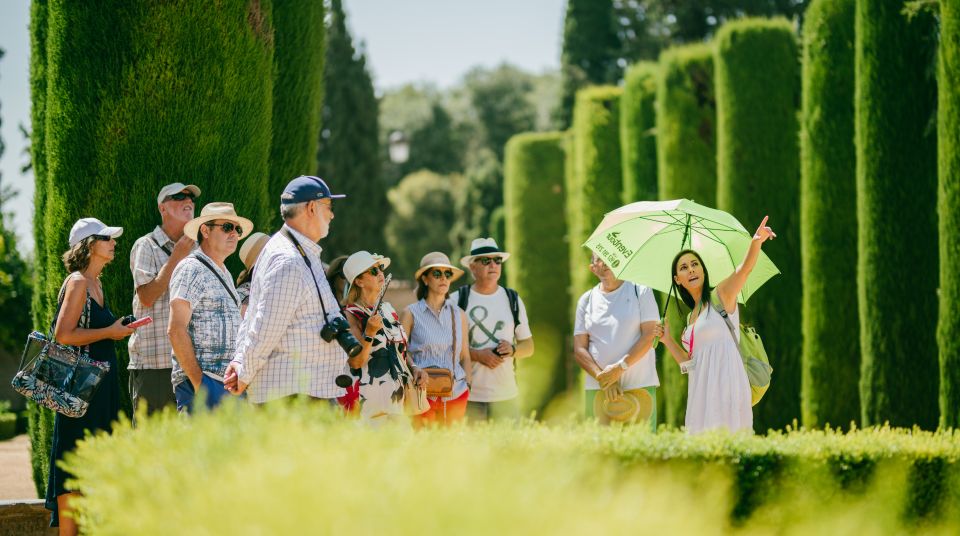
top-left (456, 285), bottom-right (520, 329)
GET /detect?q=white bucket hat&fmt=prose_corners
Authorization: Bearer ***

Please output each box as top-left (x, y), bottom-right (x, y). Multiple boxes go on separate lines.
top-left (183, 202), bottom-right (254, 241)
top-left (68, 218), bottom-right (123, 247)
top-left (239, 232), bottom-right (270, 270)
top-left (343, 251), bottom-right (392, 284)
top-left (460, 237), bottom-right (510, 268)
top-left (157, 182), bottom-right (201, 204)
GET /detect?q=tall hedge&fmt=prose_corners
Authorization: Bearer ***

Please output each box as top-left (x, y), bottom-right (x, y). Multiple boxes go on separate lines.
top-left (30, 0), bottom-right (277, 496)
top-left (941, 0), bottom-right (960, 429)
top-left (655, 43), bottom-right (717, 427)
top-left (568, 86), bottom-right (623, 305)
top-left (29, 0), bottom-right (49, 332)
top-left (856, 0), bottom-right (939, 429)
top-left (715, 18), bottom-right (801, 432)
top-left (504, 132), bottom-right (569, 416)
top-left (620, 62), bottom-right (659, 204)
top-left (268, 0), bottom-right (325, 230)
top-left (800, 0), bottom-right (859, 429)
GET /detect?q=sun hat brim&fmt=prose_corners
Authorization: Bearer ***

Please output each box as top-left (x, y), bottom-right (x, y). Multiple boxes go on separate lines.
top-left (346, 255), bottom-right (392, 283)
top-left (183, 214), bottom-right (254, 241)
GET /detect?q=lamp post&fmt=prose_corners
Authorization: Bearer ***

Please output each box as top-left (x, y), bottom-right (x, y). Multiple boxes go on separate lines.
top-left (388, 130), bottom-right (409, 164)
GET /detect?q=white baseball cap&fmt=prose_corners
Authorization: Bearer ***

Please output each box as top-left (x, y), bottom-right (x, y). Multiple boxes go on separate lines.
top-left (157, 182), bottom-right (201, 205)
top-left (69, 218), bottom-right (123, 247)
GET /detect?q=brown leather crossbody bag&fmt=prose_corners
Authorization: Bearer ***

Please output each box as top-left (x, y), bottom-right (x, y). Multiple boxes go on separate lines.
top-left (422, 306), bottom-right (457, 398)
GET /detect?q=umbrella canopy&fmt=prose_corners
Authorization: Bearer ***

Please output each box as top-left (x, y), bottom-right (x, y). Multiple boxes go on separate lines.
top-left (583, 199), bottom-right (780, 304)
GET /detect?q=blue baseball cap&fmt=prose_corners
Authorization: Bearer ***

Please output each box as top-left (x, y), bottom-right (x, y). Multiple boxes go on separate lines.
top-left (280, 176), bottom-right (346, 205)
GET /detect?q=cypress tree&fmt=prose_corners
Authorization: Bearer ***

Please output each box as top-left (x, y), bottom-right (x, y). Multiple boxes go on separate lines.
top-left (316, 0), bottom-right (385, 259)
top-left (655, 43), bottom-right (717, 427)
top-left (557, 0), bottom-right (620, 128)
top-left (715, 18), bottom-right (801, 431)
top-left (268, 0), bottom-right (325, 230)
top-left (31, 0), bottom-right (276, 494)
top-left (801, 0), bottom-right (859, 429)
top-left (30, 0), bottom-right (49, 332)
top-left (569, 86), bottom-right (623, 305)
top-left (620, 62), bottom-right (659, 204)
top-left (856, 0), bottom-right (939, 429)
top-left (504, 132), bottom-right (569, 416)
top-left (940, 0), bottom-right (960, 429)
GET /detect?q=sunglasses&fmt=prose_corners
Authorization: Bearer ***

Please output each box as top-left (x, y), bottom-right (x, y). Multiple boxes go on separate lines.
top-left (204, 221), bottom-right (244, 236)
top-left (367, 264), bottom-right (386, 277)
top-left (477, 256), bottom-right (503, 266)
top-left (430, 269), bottom-right (455, 280)
top-left (92, 234), bottom-right (113, 242)
top-left (166, 192), bottom-right (196, 202)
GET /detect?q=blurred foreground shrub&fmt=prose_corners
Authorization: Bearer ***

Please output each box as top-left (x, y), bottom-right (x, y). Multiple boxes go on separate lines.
top-left (64, 402), bottom-right (960, 534)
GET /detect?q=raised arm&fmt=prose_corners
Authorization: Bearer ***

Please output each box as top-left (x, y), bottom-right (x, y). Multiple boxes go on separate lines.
top-left (716, 216), bottom-right (777, 313)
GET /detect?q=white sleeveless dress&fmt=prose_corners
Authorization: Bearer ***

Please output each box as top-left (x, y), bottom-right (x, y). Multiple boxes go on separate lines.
top-left (681, 302), bottom-right (753, 434)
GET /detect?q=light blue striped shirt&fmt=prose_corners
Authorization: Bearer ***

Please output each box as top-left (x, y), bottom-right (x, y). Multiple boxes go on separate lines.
top-left (407, 299), bottom-right (468, 399)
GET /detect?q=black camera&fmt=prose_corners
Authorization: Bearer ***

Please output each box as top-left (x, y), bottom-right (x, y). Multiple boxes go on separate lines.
top-left (320, 316), bottom-right (362, 357)
top-left (121, 315), bottom-right (137, 326)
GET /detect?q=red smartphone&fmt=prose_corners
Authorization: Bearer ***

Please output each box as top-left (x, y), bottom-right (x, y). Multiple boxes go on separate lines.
top-left (126, 316), bottom-right (153, 329)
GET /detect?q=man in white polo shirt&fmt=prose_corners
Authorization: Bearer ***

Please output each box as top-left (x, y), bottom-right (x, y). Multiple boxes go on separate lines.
top-left (454, 238), bottom-right (534, 421)
top-left (573, 253), bottom-right (662, 430)
top-left (127, 182), bottom-right (200, 419)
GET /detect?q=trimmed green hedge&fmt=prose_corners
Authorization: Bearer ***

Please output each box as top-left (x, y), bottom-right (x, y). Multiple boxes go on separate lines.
top-left (800, 0), bottom-right (859, 429)
top-left (655, 43), bottom-right (717, 427)
top-left (268, 0), bottom-right (325, 230)
top-left (29, 0), bottom-right (50, 331)
top-left (940, 0), bottom-right (960, 429)
top-left (855, 0), bottom-right (939, 429)
top-left (30, 0), bottom-right (277, 497)
top-left (715, 18), bottom-right (801, 432)
top-left (620, 62), bottom-right (658, 204)
top-left (568, 86), bottom-right (623, 305)
top-left (656, 43), bottom-right (717, 206)
top-left (504, 132), bottom-right (569, 416)
top-left (63, 404), bottom-right (960, 533)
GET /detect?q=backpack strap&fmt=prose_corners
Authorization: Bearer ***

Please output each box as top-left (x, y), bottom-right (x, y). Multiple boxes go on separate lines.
top-left (710, 289), bottom-right (741, 350)
top-left (456, 285), bottom-right (470, 311)
top-left (505, 287), bottom-right (520, 329)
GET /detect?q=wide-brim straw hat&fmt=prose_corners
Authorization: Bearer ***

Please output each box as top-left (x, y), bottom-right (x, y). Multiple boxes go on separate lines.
top-left (183, 202), bottom-right (254, 241)
top-left (460, 237), bottom-right (511, 268)
top-left (594, 388), bottom-right (654, 425)
top-left (239, 232), bottom-right (270, 270)
top-left (414, 252), bottom-right (464, 283)
top-left (343, 251), bottom-right (392, 284)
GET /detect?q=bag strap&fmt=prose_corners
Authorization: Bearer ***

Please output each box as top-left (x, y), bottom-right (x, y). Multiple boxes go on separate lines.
top-left (28, 274), bottom-right (92, 371)
top-left (505, 287), bottom-right (520, 329)
top-left (449, 305), bottom-right (457, 372)
top-left (193, 255), bottom-right (239, 307)
top-left (710, 290), bottom-right (741, 353)
top-left (150, 236), bottom-right (172, 257)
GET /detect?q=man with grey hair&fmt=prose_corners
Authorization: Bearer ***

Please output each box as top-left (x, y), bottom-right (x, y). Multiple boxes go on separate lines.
top-left (127, 182), bottom-right (200, 418)
top-left (225, 176), bottom-right (352, 404)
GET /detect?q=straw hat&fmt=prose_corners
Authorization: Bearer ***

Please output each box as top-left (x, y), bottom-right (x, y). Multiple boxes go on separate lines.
top-left (414, 252), bottom-right (464, 282)
top-left (239, 232), bottom-right (270, 270)
top-left (460, 237), bottom-right (511, 268)
top-left (594, 388), bottom-right (654, 425)
top-left (183, 202), bottom-right (254, 241)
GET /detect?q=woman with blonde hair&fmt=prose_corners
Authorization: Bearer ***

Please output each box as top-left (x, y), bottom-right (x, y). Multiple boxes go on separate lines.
top-left (400, 252), bottom-right (472, 427)
top-left (235, 231), bottom-right (270, 317)
top-left (46, 218), bottom-right (135, 534)
top-left (340, 251), bottom-right (428, 424)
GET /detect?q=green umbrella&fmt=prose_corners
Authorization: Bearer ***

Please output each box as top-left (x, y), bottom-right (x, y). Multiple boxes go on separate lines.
top-left (583, 199), bottom-right (780, 304)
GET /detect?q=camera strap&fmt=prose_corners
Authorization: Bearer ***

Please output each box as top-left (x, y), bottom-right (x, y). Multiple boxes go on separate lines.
top-left (283, 229), bottom-right (333, 320)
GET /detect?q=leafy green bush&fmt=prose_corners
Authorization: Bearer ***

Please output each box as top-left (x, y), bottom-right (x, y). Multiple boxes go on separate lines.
top-left (620, 62), bottom-right (658, 204)
top-left (940, 0), bottom-right (960, 429)
top-left (654, 42), bottom-right (717, 427)
top-left (504, 132), bottom-right (569, 416)
top-left (855, 0), bottom-right (939, 428)
top-left (63, 404), bottom-right (960, 534)
top-left (715, 18), bottom-right (801, 432)
top-left (568, 86), bottom-right (623, 307)
top-left (800, 0), bottom-right (859, 429)
top-left (0, 411), bottom-right (15, 441)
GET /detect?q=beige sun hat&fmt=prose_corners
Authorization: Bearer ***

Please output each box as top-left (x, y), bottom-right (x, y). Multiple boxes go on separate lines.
top-left (594, 388), bottom-right (654, 425)
top-left (414, 252), bottom-right (464, 282)
top-left (459, 237), bottom-right (511, 268)
top-left (183, 202), bottom-right (254, 241)
top-left (239, 232), bottom-right (270, 270)
top-left (343, 251), bottom-right (392, 283)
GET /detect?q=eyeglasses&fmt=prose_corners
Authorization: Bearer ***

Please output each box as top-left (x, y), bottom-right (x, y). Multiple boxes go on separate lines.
top-left (367, 264), bottom-right (386, 277)
top-left (477, 256), bottom-right (503, 266)
top-left (430, 269), bottom-right (454, 280)
top-left (204, 221), bottom-right (244, 236)
top-left (165, 192), bottom-right (196, 202)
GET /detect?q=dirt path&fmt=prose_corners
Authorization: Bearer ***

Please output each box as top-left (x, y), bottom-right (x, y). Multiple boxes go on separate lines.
top-left (0, 435), bottom-right (39, 500)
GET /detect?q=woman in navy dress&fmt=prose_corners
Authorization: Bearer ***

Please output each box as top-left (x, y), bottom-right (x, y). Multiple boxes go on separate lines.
top-left (46, 218), bottom-right (134, 534)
